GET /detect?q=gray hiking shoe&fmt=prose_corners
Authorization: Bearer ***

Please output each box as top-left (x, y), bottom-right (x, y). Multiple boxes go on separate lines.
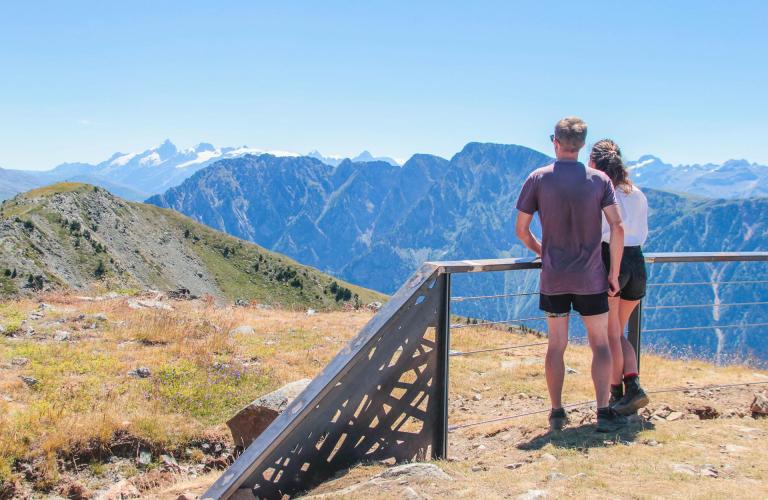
top-left (595, 407), bottom-right (629, 433)
top-left (549, 408), bottom-right (570, 431)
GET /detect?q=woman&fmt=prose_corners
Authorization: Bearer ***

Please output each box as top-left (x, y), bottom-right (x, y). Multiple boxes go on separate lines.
top-left (590, 139), bottom-right (650, 416)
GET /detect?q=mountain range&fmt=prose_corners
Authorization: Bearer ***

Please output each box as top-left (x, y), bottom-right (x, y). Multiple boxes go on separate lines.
top-left (628, 155), bottom-right (768, 198)
top-left (0, 182), bottom-right (386, 308)
top-left (146, 143), bottom-right (768, 365)
top-left (1, 142), bottom-right (403, 202)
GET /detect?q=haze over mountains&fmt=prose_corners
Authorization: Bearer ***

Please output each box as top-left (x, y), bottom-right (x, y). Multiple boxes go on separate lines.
top-left (1, 141), bottom-right (403, 202)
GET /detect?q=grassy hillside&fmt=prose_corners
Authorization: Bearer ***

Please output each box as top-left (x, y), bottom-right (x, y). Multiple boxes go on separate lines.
top-left (0, 183), bottom-right (386, 309)
top-left (0, 295), bottom-right (766, 499)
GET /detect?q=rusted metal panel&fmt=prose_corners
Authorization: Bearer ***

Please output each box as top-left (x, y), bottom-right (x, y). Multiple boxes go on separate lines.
top-left (202, 263), bottom-right (447, 500)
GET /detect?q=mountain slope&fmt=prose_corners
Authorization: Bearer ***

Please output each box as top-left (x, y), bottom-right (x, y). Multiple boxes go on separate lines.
top-left (146, 143), bottom-right (768, 363)
top-left (629, 155), bottom-right (768, 198)
top-left (0, 183), bottom-right (386, 308)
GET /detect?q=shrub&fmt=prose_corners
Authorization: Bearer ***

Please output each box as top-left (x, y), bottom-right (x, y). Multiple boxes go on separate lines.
top-left (253, 263), bottom-right (259, 272)
top-left (94, 261), bottom-right (107, 277)
top-left (3, 269), bottom-right (9, 277)
top-left (184, 229), bottom-right (190, 238)
top-left (23, 220), bottom-right (34, 231)
top-left (11, 269), bottom-right (16, 279)
top-left (69, 221), bottom-right (81, 232)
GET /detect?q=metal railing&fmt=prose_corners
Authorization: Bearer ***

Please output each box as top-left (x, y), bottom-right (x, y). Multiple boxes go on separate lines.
top-left (433, 251), bottom-right (768, 437)
top-left (204, 251), bottom-right (768, 500)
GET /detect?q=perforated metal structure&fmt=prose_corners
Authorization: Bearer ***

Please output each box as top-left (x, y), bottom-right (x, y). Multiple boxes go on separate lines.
top-left (202, 263), bottom-right (452, 500)
top-left (204, 252), bottom-right (768, 500)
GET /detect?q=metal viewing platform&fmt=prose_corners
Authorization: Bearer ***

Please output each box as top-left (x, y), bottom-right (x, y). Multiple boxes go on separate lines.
top-left (202, 252), bottom-right (768, 500)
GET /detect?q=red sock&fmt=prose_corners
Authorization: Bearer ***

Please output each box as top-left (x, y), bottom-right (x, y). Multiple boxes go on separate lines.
top-left (624, 373), bottom-right (639, 379)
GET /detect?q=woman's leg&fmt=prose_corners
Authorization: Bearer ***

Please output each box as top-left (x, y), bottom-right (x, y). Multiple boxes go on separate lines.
top-left (606, 296), bottom-right (624, 386)
top-left (618, 299), bottom-right (640, 375)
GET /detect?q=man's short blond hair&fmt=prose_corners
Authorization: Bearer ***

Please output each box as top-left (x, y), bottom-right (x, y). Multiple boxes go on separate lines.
top-left (555, 117), bottom-right (587, 153)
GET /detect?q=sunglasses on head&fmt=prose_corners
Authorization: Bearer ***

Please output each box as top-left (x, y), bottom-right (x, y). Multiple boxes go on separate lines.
top-left (550, 135), bottom-right (556, 143)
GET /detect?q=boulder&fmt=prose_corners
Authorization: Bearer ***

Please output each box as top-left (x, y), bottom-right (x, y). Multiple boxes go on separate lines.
top-left (751, 391), bottom-right (768, 416)
top-left (54, 331), bottom-right (71, 341)
top-left (227, 379), bottom-right (311, 448)
top-left (19, 375), bottom-right (38, 387)
top-left (377, 463), bottom-right (452, 481)
top-left (517, 491), bottom-right (549, 500)
top-left (11, 358), bottom-right (28, 366)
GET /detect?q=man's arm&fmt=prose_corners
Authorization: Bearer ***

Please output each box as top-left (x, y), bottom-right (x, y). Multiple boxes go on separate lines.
top-left (515, 211), bottom-right (542, 257)
top-left (602, 204), bottom-right (625, 296)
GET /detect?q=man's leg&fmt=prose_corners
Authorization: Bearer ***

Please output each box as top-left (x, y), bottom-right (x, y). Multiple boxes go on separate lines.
top-left (582, 312), bottom-right (612, 409)
top-left (545, 315), bottom-right (569, 409)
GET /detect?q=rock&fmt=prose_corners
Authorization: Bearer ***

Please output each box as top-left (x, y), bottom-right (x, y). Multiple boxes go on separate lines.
top-left (500, 433), bottom-right (513, 442)
top-left (750, 391), bottom-right (768, 415)
top-left (101, 479), bottom-right (141, 499)
top-left (234, 299), bottom-right (250, 307)
top-left (671, 463), bottom-right (697, 475)
top-left (19, 375), bottom-right (38, 387)
top-left (471, 465), bottom-right (482, 472)
top-left (647, 440), bottom-right (659, 447)
top-left (540, 453), bottom-right (557, 461)
top-left (176, 492), bottom-right (198, 500)
top-left (227, 379), bottom-right (311, 448)
top-left (229, 325), bottom-right (256, 335)
top-left (721, 444), bottom-right (749, 453)
top-left (564, 365), bottom-right (581, 375)
top-left (547, 473), bottom-right (568, 482)
top-left (700, 468), bottom-right (718, 478)
top-left (472, 394), bottom-right (482, 402)
top-left (666, 411), bottom-right (684, 421)
top-left (54, 331), bottom-right (71, 341)
top-left (574, 473), bottom-right (590, 479)
top-left (505, 463), bottom-right (523, 469)
top-left (377, 463), bottom-right (452, 481)
top-left (128, 366), bottom-right (151, 378)
top-left (128, 299), bottom-right (174, 310)
top-left (306, 309), bottom-right (318, 316)
top-left (161, 454), bottom-right (179, 469)
top-left (517, 490), bottom-right (549, 500)
top-left (138, 449), bottom-right (152, 466)
top-left (85, 313), bottom-right (108, 321)
top-left (401, 487), bottom-right (421, 500)
top-left (11, 357), bottom-right (29, 366)
top-left (256, 304), bottom-right (273, 310)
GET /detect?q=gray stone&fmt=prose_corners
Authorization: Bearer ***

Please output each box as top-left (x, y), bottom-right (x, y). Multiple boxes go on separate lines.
top-left (505, 463), bottom-right (523, 469)
top-left (85, 313), bottom-right (108, 321)
top-left (100, 479), bottom-right (141, 499)
top-left (378, 463), bottom-right (452, 481)
top-left (565, 365), bottom-right (581, 375)
top-left (256, 304), bottom-right (273, 310)
top-left (138, 450), bottom-right (152, 466)
top-left (547, 473), bottom-right (568, 482)
top-left (306, 309), bottom-right (318, 316)
top-left (227, 379), bottom-right (311, 448)
top-left (229, 325), bottom-right (256, 335)
top-left (540, 453), bottom-right (557, 461)
top-left (234, 299), bottom-right (250, 307)
top-left (128, 366), bottom-right (151, 378)
top-left (19, 375), bottom-right (38, 387)
top-left (671, 463), bottom-right (697, 475)
top-left (54, 330), bottom-right (71, 341)
top-left (11, 357), bottom-right (29, 366)
top-left (401, 487), bottom-right (421, 500)
top-left (517, 490), bottom-right (549, 500)
top-left (700, 468), bottom-right (718, 478)
top-left (161, 454), bottom-right (179, 468)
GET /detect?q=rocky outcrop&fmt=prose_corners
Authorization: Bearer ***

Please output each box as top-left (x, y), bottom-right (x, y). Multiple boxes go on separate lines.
top-left (226, 379), bottom-right (312, 449)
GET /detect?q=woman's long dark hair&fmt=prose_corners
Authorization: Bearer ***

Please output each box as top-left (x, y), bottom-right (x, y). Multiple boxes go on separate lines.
top-left (590, 139), bottom-right (632, 194)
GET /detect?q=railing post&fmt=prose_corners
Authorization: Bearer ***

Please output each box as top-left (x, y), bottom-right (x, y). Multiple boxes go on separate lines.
top-left (627, 299), bottom-right (643, 372)
top-left (434, 272), bottom-right (451, 459)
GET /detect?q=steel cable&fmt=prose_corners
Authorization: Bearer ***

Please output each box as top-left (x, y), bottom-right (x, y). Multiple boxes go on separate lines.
top-left (449, 337), bottom-right (587, 357)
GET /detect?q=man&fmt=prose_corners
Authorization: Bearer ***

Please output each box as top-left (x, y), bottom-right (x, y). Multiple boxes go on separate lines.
top-left (515, 117), bottom-right (628, 432)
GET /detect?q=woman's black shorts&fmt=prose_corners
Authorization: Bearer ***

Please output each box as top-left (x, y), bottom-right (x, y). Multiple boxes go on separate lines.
top-left (601, 242), bottom-right (647, 301)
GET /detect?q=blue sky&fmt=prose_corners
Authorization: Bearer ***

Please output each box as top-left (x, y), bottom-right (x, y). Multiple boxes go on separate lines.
top-left (1, 0), bottom-right (766, 170)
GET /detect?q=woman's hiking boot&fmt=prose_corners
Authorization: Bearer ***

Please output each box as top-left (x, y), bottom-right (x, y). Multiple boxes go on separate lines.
top-left (609, 384), bottom-right (624, 407)
top-left (548, 407), bottom-right (570, 431)
top-left (613, 375), bottom-right (649, 416)
top-left (595, 407), bottom-right (629, 433)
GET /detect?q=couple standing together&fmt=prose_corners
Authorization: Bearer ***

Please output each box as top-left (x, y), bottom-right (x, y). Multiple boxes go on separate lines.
top-left (515, 117), bottom-right (650, 432)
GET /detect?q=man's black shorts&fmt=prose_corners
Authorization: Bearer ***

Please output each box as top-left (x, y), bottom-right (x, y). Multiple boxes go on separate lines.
top-left (601, 242), bottom-right (647, 301)
top-left (539, 292), bottom-right (609, 317)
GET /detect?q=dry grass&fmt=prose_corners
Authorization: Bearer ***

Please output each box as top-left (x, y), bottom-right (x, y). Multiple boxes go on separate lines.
top-left (1, 292), bottom-right (767, 498)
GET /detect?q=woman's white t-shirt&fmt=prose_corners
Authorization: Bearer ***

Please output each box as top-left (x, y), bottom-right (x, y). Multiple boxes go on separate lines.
top-left (602, 184), bottom-right (648, 246)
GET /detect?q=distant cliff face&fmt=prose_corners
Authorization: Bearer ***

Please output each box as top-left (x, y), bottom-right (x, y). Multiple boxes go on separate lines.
top-left (147, 145), bottom-right (768, 364)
